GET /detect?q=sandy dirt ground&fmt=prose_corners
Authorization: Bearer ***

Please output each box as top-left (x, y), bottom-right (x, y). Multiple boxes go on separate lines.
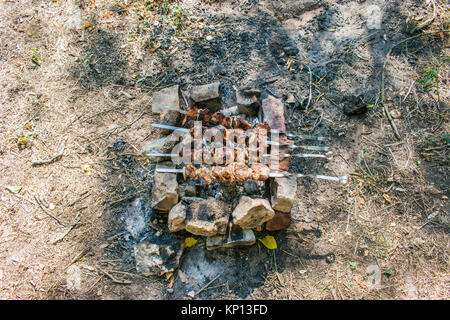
top-left (0, 0), bottom-right (448, 300)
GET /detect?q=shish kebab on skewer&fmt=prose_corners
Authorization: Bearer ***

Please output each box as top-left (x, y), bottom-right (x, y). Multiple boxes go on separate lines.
top-left (157, 105), bottom-right (251, 130)
top-left (147, 148), bottom-right (331, 165)
top-left (147, 152), bottom-right (332, 162)
top-left (147, 145), bottom-right (332, 162)
top-left (156, 105), bottom-right (327, 142)
top-left (151, 123), bottom-right (331, 152)
top-left (156, 163), bottom-right (349, 185)
top-left (151, 148), bottom-right (282, 165)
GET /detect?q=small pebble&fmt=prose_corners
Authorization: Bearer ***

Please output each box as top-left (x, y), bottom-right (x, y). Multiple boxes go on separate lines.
top-left (187, 290), bottom-right (195, 298)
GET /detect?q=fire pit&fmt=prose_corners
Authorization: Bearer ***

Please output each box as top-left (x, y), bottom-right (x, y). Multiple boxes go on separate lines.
top-left (135, 82), bottom-right (347, 279)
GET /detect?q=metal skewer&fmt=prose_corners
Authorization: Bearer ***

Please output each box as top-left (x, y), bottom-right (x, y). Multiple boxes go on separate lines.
top-left (154, 106), bottom-right (327, 141)
top-left (155, 167), bottom-right (349, 185)
top-left (146, 152), bottom-right (332, 160)
top-left (270, 172), bottom-right (349, 184)
top-left (151, 123), bottom-right (330, 150)
top-left (155, 168), bottom-right (185, 174)
top-left (146, 153), bottom-right (291, 159)
top-left (294, 152), bottom-right (333, 160)
top-left (152, 123), bottom-right (190, 133)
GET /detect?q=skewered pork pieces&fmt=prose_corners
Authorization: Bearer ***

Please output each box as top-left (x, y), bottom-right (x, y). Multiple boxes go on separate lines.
top-left (184, 163), bottom-right (271, 184)
top-left (182, 107), bottom-right (252, 130)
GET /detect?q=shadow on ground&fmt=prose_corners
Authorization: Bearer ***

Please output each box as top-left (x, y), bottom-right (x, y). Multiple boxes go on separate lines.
top-left (59, 0), bottom-right (448, 299)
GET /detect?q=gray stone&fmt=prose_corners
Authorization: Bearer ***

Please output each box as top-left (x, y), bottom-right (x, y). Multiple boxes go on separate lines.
top-left (151, 163), bottom-right (179, 212)
top-left (236, 90), bottom-right (260, 116)
top-left (181, 196), bottom-right (205, 204)
top-left (221, 106), bottom-right (239, 116)
top-left (244, 180), bottom-right (259, 195)
top-left (185, 197), bottom-right (230, 236)
top-left (206, 225), bottom-right (256, 250)
top-left (168, 202), bottom-right (186, 232)
top-left (183, 183), bottom-right (197, 197)
top-left (159, 109), bottom-right (182, 135)
top-left (188, 82), bottom-right (222, 112)
top-left (232, 196), bottom-right (274, 229)
top-left (151, 85), bottom-right (181, 114)
top-left (262, 95), bottom-right (286, 132)
top-left (270, 176), bottom-right (297, 213)
top-left (134, 234), bottom-right (184, 276)
top-left (142, 132), bottom-right (181, 163)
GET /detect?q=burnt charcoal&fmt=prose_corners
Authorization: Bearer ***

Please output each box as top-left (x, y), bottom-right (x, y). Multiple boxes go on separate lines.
top-left (113, 139), bottom-right (126, 153)
top-left (343, 95), bottom-right (368, 116)
top-left (283, 46), bottom-right (299, 56)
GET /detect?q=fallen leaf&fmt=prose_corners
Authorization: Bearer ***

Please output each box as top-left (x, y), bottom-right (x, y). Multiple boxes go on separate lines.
top-left (184, 237), bottom-right (197, 248)
top-left (84, 23), bottom-right (93, 29)
top-left (168, 274), bottom-right (174, 288)
top-left (383, 193), bottom-right (392, 203)
top-left (259, 235), bottom-right (277, 250)
top-left (17, 136), bottom-right (28, 148)
top-left (31, 48), bottom-right (41, 66)
top-left (164, 271), bottom-right (173, 281)
top-left (6, 186), bottom-right (22, 194)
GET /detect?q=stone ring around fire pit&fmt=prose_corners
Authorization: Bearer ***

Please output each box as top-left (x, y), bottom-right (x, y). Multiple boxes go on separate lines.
top-left (146, 82), bottom-right (298, 238)
top-left (136, 82), bottom-right (333, 276)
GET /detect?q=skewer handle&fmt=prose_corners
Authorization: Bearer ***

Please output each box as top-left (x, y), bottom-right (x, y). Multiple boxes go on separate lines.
top-left (296, 174), bottom-right (349, 185)
top-left (152, 123), bottom-right (190, 133)
top-left (155, 168), bottom-right (184, 173)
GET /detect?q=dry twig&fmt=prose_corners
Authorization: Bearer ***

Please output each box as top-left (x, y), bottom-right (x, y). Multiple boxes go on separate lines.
top-left (191, 274), bottom-right (221, 298)
top-left (32, 139), bottom-right (68, 166)
top-left (52, 213), bottom-right (81, 245)
top-left (34, 195), bottom-right (68, 227)
top-left (97, 268), bottom-right (132, 285)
